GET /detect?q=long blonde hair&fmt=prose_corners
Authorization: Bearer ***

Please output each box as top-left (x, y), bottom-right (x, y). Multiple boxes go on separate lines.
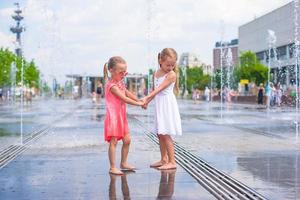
top-left (107, 56), bottom-right (126, 70)
top-left (103, 56), bottom-right (126, 84)
top-left (103, 62), bottom-right (108, 84)
top-left (158, 48), bottom-right (180, 96)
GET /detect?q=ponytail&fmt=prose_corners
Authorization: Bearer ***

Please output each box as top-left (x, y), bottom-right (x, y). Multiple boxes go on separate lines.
top-left (103, 62), bottom-right (108, 85)
top-left (104, 56), bottom-right (126, 85)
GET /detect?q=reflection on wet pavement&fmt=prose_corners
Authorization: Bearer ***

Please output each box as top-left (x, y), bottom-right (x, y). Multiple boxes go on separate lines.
top-left (156, 170), bottom-right (176, 199)
top-left (108, 169), bottom-right (182, 200)
top-left (109, 172), bottom-right (132, 200)
top-left (108, 170), bottom-right (177, 200)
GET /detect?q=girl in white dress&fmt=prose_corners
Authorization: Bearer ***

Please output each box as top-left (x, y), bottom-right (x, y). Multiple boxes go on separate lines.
top-left (143, 48), bottom-right (182, 170)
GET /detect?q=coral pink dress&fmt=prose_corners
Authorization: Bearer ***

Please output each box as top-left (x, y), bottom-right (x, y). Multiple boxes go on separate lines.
top-left (104, 79), bottom-right (129, 142)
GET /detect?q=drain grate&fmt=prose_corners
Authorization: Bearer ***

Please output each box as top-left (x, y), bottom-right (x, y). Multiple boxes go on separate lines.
top-left (0, 125), bottom-right (53, 169)
top-left (0, 108), bottom-right (78, 170)
top-left (132, 117), bottom-right (268, 200)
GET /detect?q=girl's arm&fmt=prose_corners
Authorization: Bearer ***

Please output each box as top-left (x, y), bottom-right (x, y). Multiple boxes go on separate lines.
top-left (111, 86), bottom-right (143, 106)
top-left (125, 89), bottom-right (139, 101)
top-left (145, 71), bottom-right (176, 104)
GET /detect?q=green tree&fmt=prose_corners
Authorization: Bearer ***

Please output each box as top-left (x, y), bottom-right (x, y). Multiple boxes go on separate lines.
top-left (0, 48), bottom-right (15, 87)
top-left (214, 69), bottom-right (222, 89)
top-left (186, 66), bottom-right (211, 93)
top-left (240, 51), bottom-right (257, 68)
top-left (178, 67), bottom-right (185, 90)
top-left (251, 63), bottom-right (269, 86)
top-left (234, 51), bottom-right (268, 86)
top-left (42, 82), bottom-right (51, 93)
top-left (146, 68), bottom-right (155, 90)
top-left (0, 48), bottom-right (41, 89)
top-left (24, 60), bottom-right (40, 88)
top-left (214, 68), bottom-right (238, 90)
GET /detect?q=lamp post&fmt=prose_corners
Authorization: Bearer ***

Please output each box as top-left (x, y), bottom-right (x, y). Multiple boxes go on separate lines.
top-left (10, 2), bottom-right (25, 145)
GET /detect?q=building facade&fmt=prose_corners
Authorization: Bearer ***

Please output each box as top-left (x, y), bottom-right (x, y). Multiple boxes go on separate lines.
top-left (238, 2), bottom-right (296, 86)
top-left (213, 39), bottom-right (239, 70)
top-left (179, 52), bottom-right (212, 75)
top-left (179, 52), bottom-right (203, 68)
top-left (66, 73), bottom-right (147, 98)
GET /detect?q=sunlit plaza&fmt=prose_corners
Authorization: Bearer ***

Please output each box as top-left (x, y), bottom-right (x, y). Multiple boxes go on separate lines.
top-left (0, 1), bottom-right (300, 200)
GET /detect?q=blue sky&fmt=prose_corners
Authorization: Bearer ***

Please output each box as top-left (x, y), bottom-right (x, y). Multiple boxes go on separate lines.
top-left (0, 0), bottom-right (292, 84)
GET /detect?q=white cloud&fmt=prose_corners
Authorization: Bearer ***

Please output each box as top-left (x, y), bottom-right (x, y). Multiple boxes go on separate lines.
top-left (0, 31), bottom-right (14, 50)
top-left (0, 0), bottom-right (292, 84)
top-left (0, 7), bottom-right (13, 18)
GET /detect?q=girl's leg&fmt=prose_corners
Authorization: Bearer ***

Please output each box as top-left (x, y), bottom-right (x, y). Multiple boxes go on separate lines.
top-left (158, 135), bottom-right (176, 170)
top-left (120, 134), bottom-right (135, 170)
top-left (150, 134), bottom-right (168, 167)
top-left (109, 137), bottom-right (123, 175)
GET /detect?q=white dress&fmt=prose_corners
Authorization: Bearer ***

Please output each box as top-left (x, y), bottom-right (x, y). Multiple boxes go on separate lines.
top-left (154, 73), bottom-right (182, 136)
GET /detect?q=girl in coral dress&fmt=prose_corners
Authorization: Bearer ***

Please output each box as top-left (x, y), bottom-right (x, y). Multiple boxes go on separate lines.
top-left (104, 56), bottom-right (144, 175)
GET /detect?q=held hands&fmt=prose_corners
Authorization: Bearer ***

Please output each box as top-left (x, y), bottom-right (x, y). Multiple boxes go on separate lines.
top-left (137, 98), bottom-right (145, 106)
top-left (139, 96), bottom-right (150, 109)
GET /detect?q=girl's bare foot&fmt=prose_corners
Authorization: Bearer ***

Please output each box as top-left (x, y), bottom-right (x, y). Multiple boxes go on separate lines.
top-left (120, 163), bottom-right (136, 171)
top-left (109, 167), bottom-right (124, 175)
top-left (157, 163), bottom-right (177, 170)
top-left (150, 160), bottom-right (167, 168)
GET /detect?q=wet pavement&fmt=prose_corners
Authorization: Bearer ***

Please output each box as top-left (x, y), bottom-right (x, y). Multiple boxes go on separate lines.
top-left (0, 99), bottom-right (300, 199)
top-left (0, 100), bottom-right (214, 200)
top-left (0, 99), bottom-right (80, 151)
